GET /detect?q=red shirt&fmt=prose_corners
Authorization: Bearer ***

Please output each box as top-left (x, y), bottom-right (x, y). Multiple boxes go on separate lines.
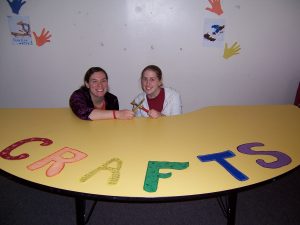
top-left (147, 88), bottom-right (165, 112)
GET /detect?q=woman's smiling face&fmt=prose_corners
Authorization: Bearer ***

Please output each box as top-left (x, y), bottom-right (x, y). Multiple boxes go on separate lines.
top-left (141, 69), bottom-right (162, 99)
top-left (85, 71), bottom-right (108, 98)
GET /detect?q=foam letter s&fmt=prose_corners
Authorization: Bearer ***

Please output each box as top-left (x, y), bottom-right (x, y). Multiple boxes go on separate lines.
top-left (237, 142), bottom-right (292, 168)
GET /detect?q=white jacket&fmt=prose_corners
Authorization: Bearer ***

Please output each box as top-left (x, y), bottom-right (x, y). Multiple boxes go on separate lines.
top-left (133, 87), bottom-right (183, 117)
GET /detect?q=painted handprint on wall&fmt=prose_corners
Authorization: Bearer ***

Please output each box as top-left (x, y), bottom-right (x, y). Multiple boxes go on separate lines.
top-left (223, 42), bottom-right (241, 59)
top-left (211, 24), bottom-right (224, 35)
top-left (205, 0), bottom-right (223, 16)
top-left (6, 0), bottom-right (26, 15)
top-left (33, 28), bottom-right (52, 47)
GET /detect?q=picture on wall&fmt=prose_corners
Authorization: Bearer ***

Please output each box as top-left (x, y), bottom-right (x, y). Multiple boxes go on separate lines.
top-left (203, 18), bottom-right (225, 48)
top-left (7, 15), bottom-right (33, 45)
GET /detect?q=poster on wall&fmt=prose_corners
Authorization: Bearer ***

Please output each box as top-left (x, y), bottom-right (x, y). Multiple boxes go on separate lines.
top-left (7, 15), bottom-right (33, 45)
top-left (203, 18), bottom-right (225, 48)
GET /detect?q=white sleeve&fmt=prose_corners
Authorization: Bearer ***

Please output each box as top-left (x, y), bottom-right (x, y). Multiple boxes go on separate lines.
top-left (163, 88), bottom-right (182, 116)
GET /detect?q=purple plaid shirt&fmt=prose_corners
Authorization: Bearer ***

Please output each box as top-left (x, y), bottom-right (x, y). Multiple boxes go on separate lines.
top-left (69, 87), bottom-right (119, 120)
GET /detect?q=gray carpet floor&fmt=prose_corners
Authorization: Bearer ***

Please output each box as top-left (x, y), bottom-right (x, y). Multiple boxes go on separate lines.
top-left (0, 167), bottom-right (299, 225)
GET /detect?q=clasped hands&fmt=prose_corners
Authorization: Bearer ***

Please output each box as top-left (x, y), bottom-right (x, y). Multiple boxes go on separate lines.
top-left (131, 99), bottom-right (162, 119)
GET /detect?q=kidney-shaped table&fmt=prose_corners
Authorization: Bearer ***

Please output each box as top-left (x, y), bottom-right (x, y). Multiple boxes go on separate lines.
top-left (1, 105), bottom-right (299, 225)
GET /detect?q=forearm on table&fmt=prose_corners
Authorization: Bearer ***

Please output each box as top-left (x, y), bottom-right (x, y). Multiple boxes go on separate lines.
top-left (88, 109), bottom-right (115, 120)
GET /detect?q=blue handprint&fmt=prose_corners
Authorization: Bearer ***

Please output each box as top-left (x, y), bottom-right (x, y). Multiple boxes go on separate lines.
top-left (7, 0), bottom-right (26, 15)
top-left (211, 24), bottom-right (225, 35)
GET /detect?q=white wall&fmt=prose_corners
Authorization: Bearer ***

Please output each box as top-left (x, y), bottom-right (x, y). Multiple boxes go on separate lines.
top-left (0, 0), bottom-right (299, 112)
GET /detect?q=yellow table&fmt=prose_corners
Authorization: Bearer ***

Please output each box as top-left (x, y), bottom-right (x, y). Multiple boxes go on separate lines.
top-left (1, 105), bottom-right (299, 225)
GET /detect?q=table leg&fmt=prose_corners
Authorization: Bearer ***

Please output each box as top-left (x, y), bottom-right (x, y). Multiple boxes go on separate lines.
top-left (227, 193), bottom-right (237, 225)
top-left (75, 197), bottom-right (86, 225)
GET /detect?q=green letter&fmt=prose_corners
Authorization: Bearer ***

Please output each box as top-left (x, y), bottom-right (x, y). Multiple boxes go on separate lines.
top-left (143, 161), bottom-right (189, 192)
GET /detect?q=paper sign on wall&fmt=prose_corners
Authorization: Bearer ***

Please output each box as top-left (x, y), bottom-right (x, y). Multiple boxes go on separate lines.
top-left (7, 15), bottom-right (33, 46)
top-left (203, 18), bottom-right (225, 48)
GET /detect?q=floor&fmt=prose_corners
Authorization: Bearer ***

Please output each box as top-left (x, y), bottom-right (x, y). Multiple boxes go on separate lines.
top-left (0, 167), bottom-right (299, 225)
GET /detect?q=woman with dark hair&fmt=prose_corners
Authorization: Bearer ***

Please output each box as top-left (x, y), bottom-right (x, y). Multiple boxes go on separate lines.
top-left (69, 67), bottom-right (134, 120)
top-left (133, 65), bottom-right (182, 118)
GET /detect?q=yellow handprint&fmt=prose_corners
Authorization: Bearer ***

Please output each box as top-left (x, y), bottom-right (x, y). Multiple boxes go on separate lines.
top-left (223, 42), bottom-right (241, 59)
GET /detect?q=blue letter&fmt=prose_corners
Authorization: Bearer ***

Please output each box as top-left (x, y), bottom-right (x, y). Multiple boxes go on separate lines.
top-left (197, 150), bottom-right (248, 181)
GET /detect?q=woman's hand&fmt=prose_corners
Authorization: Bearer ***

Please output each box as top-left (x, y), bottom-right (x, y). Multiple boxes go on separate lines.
top-left (115, 110), bottom-right (135, 120)
top-left (148, 109), bottom-right (163, 119)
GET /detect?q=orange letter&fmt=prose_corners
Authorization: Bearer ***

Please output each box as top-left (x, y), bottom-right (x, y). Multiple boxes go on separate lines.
top-left (27, 147), bottom-right (88, 177)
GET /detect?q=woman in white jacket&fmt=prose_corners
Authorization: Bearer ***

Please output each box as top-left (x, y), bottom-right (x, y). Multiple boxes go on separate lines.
top-left (133, 65), bottom-right (182, 118)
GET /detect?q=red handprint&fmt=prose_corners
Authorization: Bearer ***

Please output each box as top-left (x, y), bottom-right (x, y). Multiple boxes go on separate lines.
top-left (206, 0), bottom-right (224, 16)
top-left (33, 28), bottom-right (52, 47)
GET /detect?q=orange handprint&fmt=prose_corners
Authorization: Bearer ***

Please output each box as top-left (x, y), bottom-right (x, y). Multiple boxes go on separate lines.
top-left (206, 0), bottom-right (223, 16)
top-left (33, 28), bottom-right (52, 47)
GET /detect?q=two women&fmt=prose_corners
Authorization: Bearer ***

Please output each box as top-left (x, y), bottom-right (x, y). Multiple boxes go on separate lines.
top-left (69, 65), bottom-right (182, 120)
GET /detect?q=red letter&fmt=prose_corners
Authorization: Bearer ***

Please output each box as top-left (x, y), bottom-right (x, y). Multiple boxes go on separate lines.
top-left (0, 137), bottom-right (53, 160)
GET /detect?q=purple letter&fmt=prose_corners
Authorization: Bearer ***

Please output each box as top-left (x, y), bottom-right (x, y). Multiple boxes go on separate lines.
top-left (237, 142), bottom-right (292, 168)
